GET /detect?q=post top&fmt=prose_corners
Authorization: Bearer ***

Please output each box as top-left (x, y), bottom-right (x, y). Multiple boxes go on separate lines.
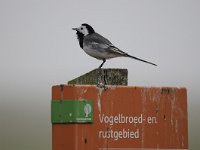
top-left (68, 68), bottom-right (128, 86)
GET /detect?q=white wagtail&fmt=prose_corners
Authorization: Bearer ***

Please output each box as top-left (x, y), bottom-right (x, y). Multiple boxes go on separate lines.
top-left (72, 23), bottom-right (157, 68)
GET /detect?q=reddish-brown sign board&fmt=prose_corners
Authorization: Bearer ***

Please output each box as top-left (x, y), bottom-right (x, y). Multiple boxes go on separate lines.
top-left (52, 85), bottom-right (188, 150)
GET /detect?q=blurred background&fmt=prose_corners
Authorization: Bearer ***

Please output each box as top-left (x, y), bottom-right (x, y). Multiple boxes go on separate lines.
top-left (0, 0), bottom-right (199, 149)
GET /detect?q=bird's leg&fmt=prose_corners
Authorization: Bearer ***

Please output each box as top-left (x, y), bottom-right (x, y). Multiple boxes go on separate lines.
top-left (98, 59), bottom-right (106, 68)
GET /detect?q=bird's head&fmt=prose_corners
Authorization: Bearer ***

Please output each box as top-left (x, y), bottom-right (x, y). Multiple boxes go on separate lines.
top-left (72, 23), bottom-right (95, 36)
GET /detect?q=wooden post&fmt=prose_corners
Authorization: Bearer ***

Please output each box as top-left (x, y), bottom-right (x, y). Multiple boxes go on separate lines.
top-left (51, 69), bottom-right (188, 150)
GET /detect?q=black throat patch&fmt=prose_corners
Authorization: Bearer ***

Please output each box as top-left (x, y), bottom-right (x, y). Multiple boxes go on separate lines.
top-left (76, 31), bottom-right (84, 49)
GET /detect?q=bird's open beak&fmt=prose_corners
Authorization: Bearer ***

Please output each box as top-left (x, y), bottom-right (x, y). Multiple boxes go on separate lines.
top-left (72, 28), bottom-right (78, 31)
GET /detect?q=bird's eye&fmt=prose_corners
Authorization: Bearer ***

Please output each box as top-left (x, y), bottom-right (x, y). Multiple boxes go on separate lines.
top-left (81, 27), bottom-right (83, 30)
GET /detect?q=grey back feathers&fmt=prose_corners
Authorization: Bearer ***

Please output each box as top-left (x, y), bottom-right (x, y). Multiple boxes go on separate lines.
top-left (84, 33), bottom-right (112, 49)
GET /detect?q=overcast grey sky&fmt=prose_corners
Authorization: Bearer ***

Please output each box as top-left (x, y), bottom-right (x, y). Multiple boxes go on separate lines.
top-left (0, 0), bottom-right (200, 149)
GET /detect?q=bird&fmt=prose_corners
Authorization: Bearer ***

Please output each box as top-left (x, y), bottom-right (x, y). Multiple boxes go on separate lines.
top-left (72, 23), bottom-right (157, 68)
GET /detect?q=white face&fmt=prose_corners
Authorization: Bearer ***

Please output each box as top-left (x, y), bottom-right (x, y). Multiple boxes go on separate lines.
top-left (76, 25), bottom-right (89, 36)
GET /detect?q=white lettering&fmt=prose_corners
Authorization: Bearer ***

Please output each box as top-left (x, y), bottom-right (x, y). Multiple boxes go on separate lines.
top-left (99, 128), bottom-right (140, 140)
top-left (147, 116), bottom-right (157, 124)
top-left (98, 114), bottom-right (157, 140)
top-left (99, 114), bottom-right (146, 125)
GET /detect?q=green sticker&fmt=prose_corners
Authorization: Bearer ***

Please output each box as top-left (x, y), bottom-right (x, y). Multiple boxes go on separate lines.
top-left (51, 100), bottom-right (93, 123)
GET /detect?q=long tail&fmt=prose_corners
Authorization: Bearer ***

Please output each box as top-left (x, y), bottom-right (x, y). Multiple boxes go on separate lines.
top-left (126, 54), bottom-right (157, 66)
top-left (108, 46), bottom-right (157, 66)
